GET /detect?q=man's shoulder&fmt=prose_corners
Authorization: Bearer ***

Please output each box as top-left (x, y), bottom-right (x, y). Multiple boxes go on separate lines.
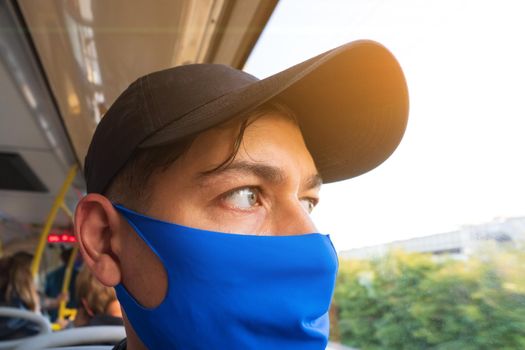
top-left (112, 338), bottom-right (127, 350)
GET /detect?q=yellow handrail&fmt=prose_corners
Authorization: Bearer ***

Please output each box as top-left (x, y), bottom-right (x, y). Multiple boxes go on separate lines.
top-left (57, 244), bottom-right (79, 322)
top-left (31, 164), bottom-right (77, 277)
top-left (60, 202), bottom-right (74, 221)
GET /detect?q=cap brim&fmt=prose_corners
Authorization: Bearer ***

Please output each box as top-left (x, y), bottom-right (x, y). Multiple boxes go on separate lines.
top-left (141, 40), bottom-right (409, 183)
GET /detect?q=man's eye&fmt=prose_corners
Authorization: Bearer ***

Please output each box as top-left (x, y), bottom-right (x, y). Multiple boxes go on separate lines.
top-left (223, 187), bottom-right (260, 210)
top-left (300, 198), bottom-right (317, 214)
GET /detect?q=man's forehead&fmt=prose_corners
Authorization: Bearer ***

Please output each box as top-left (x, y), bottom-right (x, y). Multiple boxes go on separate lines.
top-left (185, 115), bottom-right (317, 174)
top-left (181, 113), bottom-right (308, 162)
top-left (195, 160), bottom-right (322, 190)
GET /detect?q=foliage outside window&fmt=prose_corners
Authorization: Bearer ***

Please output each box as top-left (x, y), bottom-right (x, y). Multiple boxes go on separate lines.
top-left (331, 244), bottom-right (525, 349)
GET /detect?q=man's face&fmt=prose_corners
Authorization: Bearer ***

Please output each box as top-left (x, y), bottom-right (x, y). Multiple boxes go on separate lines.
top-left (142, 112), bottom-right (321, 235)
top-left (109, 113), bottom-right (322, 343)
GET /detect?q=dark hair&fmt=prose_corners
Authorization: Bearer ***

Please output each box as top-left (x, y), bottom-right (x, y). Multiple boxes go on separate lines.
top-left (60, 248), bottom-right (73, 265)
top-left (105, 101), bottom-right (297, 210)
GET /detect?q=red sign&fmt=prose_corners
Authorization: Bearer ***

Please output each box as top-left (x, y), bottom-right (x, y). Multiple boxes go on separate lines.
top-left (47, 230), bottom-right (76, 243)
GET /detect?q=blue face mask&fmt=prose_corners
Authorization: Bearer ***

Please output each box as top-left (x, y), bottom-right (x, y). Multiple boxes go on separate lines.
top-left (114, 205), bottom-right (338, 349)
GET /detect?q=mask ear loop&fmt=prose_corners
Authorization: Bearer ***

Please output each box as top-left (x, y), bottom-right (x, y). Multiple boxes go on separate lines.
top-left (112, 204), bottom-right (165, 258)
top-left (112, 204), bottom-right (169, 310)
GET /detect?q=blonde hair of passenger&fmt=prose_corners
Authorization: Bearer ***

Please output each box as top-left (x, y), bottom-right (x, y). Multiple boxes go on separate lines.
top-left (0, 252), bottom-right (39, 312)
top-left (75, 266), bottom-right (118, 316)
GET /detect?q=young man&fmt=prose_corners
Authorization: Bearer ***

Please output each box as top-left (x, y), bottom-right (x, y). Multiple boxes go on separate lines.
top-left (74, 40), bottom-right (408, 349)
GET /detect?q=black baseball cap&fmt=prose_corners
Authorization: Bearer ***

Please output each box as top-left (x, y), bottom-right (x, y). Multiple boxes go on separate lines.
top-left (85, 40), bottom-right (409, 194)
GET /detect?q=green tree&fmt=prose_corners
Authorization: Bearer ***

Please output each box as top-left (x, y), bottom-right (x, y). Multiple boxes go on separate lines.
top-left (332, 247), bottom-right (525, 349)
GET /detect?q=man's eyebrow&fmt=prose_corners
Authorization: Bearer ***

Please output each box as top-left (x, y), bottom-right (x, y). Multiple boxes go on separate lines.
top-left (304, 173), bottom-right (323, 191)
top-left (196, 161), bottom-right (322, 189)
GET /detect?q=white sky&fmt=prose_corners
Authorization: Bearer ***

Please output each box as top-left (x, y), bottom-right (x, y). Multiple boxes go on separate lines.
top-left (244, 0), bottom-right (525, 252)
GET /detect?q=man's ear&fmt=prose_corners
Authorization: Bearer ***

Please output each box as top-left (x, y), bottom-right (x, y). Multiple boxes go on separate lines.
top-left (74, 194), bottom-right (122, 287)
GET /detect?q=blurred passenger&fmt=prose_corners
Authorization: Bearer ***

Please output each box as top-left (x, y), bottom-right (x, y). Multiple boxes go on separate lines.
top-left (0, 252), bottom-right (40, 340)
top-left (0, 252), bottom-right (40, 311)
top-left (73, 266), bottom-right (123, 327)
top-left (4, 252), bottom-right (67, 312)
top-left (45, 247), bottom-right (78, 321)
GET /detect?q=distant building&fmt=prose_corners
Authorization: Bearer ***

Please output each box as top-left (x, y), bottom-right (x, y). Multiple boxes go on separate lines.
top-left (340, 217), bottom-right (525, 260)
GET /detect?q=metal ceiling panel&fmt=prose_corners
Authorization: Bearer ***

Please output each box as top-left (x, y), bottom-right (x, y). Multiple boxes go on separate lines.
top-left (17, 0), bottom-right (277, 169)
top-left (0, 62), bottom-right (49, 149)
top-left (0, 0), bottom-right (276, 247)
top-left (0, 149), bottom-right (78, 225)
top-left (0, 1), bottom-right (79, 237)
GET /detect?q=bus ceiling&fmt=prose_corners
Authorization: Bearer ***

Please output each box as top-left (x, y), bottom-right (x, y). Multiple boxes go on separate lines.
top-left (0, 0), bottom-right (277, 250)
top-left (16, 0), bottom-right (278, 168)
